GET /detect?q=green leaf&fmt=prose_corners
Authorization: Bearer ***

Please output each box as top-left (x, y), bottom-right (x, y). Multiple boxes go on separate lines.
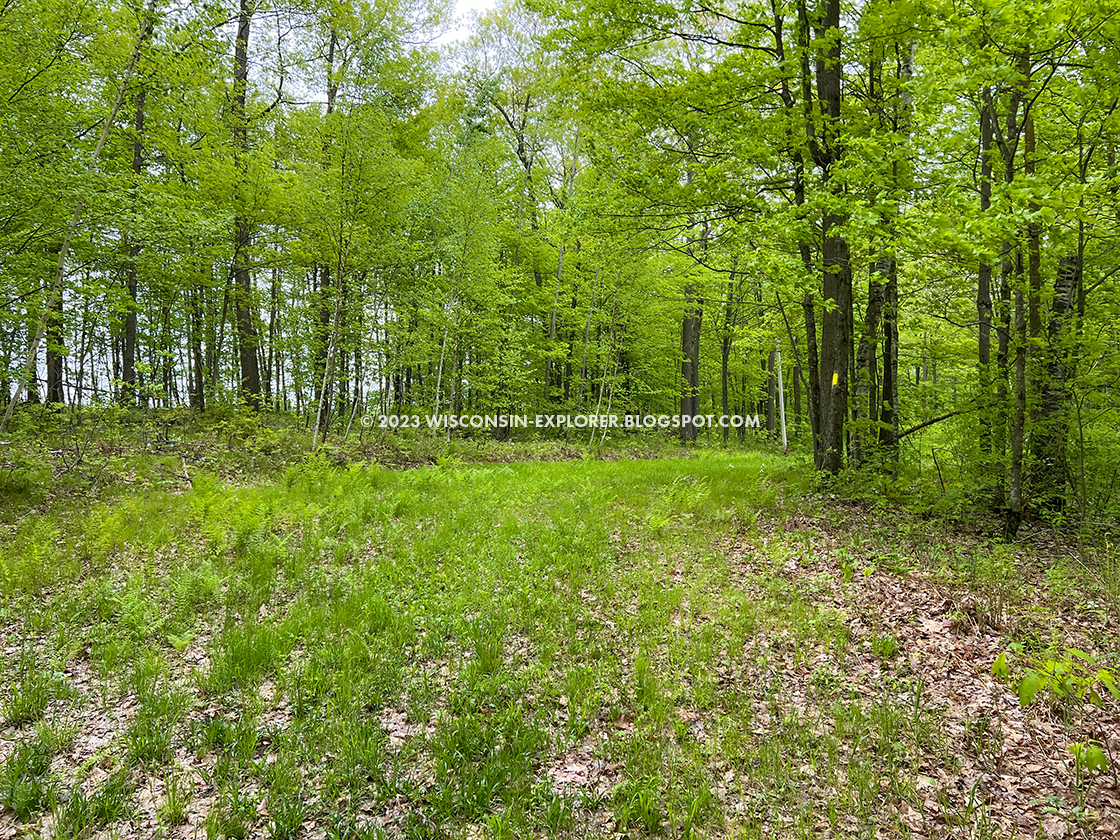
top-left (1069, 742), bottom-right (1109, 773)
top-left (1018, 671), bottom-right (1046, 707)
top-left (991, 652), bottom-right (1010, 680)
top-left (1098, 669), bottom-right (1120, 700)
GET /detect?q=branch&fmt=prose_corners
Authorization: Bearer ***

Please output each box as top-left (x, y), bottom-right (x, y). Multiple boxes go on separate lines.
top-left (895, 403), bottom-right (982, 442)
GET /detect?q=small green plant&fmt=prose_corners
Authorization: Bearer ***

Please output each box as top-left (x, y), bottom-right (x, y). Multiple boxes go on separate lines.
top-left (1068, 741), bottom-right (1109, 779)
top-left (871, 633), bottom-right (900, 661)
top-left (158, 772), bottom-right (190, 826)
top-left (0, 739), bottom-right (55, 820)
top-left (51, 770), bottom-right (134, 839)
top-left (469, 617), bottom-right (505, 676)
top-left (265, 756), bottom-right (311, 840)
top-left (996, 646), bottom-right (1120, 711)
top-left (204, 779), bottom-right (258, 840)
top-left (2, 649), bottom-right (60, 726)
top-left (326, 810), bottom-right (388, 839)
top-left (614, 776), bottom-right (664, 834)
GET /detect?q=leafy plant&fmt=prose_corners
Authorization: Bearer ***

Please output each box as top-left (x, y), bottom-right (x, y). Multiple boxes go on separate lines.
top-left (999, 647), bottom-right (1120, 710)
top-left (1068, 742), bottom-right (1108, 776)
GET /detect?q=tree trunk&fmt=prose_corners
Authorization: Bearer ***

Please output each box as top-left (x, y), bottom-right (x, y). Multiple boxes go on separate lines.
top-left (231, 0), bottom-right (261, 410)
top-left (977, 86), bottom-right (994, 456)
top-left (1007, 281), bottom-right (1027, 539)
top-left (680, 282), bottom-right (702, 443)
top-left (45, 277), bottom-right (64, 405)
top-left (803, 291), bottom-right (822, 464)
top-left (813, 0), bottom-right (852, 475)
top-left (793, 363), bottom-right (802, 427)
top-left (766, 350), bottom-right (776, 434)
top-left (852, 258), bottom-right (888, 466)
top-left (1028, 255), bottom-right (1078, 509)
top-left (189, 285), bottom-right (205, 410)
top-left (121, 86), bottom-right (146, 407)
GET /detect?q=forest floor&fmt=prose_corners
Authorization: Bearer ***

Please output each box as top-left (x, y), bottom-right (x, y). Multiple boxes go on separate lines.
top-left (1, 423), bottom-right (1119, 839)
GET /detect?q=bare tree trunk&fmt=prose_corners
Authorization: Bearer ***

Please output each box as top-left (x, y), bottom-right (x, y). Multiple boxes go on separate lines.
top-left (766, 350), bottom-right (776, 434)
top-left (793, 363), bottom-right (802, 426)
top-left (853, 260), bottom-right (888, 466)
top-left (680, 282), bottom-right (702, 443)
top-left (122, 86), bottom-right (147, 407)
top-left (231, 0), bottom-right (261, 410)
top-left (45, 275), bottom-right (64, 405)
top-left (802, 292), bottom-right (821, 461)
top-left (878, 270), bottom-right (899, 455)
top-left (977, 85), bottom-right (994, 457)
top-left (189, 285), bottom-right (206, 410)
top-left (808, 0), bottom-right (852, 474)
top-left (1028, 255), bottom-right (1078, 509)
top-left (1007, 282), bottom-right (1027, 539)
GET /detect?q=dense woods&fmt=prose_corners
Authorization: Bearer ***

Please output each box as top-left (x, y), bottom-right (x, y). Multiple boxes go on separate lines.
top-left (3, 0), bottom-right (1119, 525)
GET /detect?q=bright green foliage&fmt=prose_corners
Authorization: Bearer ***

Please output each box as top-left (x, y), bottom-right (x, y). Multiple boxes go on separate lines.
top-left (995, 644), bottom-right (1120, 710)
top-left (1068, 742), bottom-right (1109, 774)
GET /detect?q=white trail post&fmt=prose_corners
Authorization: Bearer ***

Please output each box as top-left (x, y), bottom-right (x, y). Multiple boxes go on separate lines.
top-left (776, 342), bottom-right (787, 454)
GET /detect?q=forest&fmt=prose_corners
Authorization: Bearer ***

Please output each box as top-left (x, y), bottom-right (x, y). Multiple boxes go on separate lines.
top-left (2, 0), bottom-right (1120, 838)
top-left (2, 0), bottom-right (1119, 524)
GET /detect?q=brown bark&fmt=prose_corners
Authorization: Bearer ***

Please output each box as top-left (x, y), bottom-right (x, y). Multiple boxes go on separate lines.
top-left (977, 86), bottom-right (994, 455)
top-left (680, 282), bottom-right (702, 443)
top-left (45, 275), bottom-right (64, 404)
top-left (122, 86), bottom-right (146, 407)
top-left (813, 0), bottom-right (852, 475)
top-left (1027, 255), bottom-right (1078, 509)
top-left (231, 0), bottom-right (261, 410)
top-left (853, 259), bottom-right (889, 467)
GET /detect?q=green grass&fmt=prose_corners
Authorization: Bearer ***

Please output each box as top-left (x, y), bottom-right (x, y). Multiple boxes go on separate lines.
top-left (1, 447), bottom-right (1117, 838)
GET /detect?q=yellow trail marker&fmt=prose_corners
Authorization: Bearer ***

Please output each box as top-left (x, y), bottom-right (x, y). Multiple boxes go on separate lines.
top-left (832, 372), bottom-right (839, 386)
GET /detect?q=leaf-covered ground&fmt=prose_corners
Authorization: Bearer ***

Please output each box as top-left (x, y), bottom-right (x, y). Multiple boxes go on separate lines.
top-left (1, 453), bottom-right (1117, 839)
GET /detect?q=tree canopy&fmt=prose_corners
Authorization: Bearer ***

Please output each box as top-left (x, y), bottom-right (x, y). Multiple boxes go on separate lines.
top-left (2, 0), bottom-right (1119, 527)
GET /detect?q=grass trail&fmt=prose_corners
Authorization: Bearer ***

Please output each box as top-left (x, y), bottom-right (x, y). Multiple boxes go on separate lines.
top-left (1, 452), bottom-right (1117, 839)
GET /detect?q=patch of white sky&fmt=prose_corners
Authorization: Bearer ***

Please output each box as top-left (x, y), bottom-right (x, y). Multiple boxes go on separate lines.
top-left (435, 0), bottom-right (497, 46)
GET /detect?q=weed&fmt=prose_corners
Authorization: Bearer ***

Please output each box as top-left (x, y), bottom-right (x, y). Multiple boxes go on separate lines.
top-left (264, 756), bottom-right (311, 839)
top-left (2, 648), bottom-right (61, 726)
top-left (614, 776), bottom-right (665, 834)
top-left (0, 739), bottom-right (55, 820)
top-left (51, 769), bottom-right (133, 839)
top-left (871, 633), bottom-right (901, 661)
top-left (326, 810), bottom-right (387, 839)
top-left (204, 776), bottom-right (258, 840)
top-left (158, 772), bottom-right (191, 826)
top-left (126, 686), bottom-right (191, 768)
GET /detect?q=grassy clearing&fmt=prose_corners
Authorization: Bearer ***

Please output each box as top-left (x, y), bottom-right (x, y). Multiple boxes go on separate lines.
top-left (1, 450), bottom-right (1118, 839)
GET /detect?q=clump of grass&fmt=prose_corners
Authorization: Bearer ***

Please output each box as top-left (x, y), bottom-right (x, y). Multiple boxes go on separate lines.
top-left (0, 739), bottom-right (56, 820)
top-left (264, 756), bottom-right (312, 840)
top-left (200, 619), bottom-right (287, 696)
top-left (614, 776), bottom-right (665, 835)
top-left (203, 775), bottom-right (259, 840)
top-left (126, 690), bottom-right (191, 768)
top-left (871, 632), bottom-right (901, 661)
top-left (428, 702), bottom-right (549, 822)
top-left (157, 772), bottom-right (191, 827)
top-left (1, 720), bottom-right (78, 821)
top-left (2, 648), bottom-right (62, 726)
top-left (51, 769), bottom-right (134, 839)
top-left (189, 712), bottom-right (260, 762)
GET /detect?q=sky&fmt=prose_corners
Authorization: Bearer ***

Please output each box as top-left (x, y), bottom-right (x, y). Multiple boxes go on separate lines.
top-left (435, 0), bottom-right (498, 45)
